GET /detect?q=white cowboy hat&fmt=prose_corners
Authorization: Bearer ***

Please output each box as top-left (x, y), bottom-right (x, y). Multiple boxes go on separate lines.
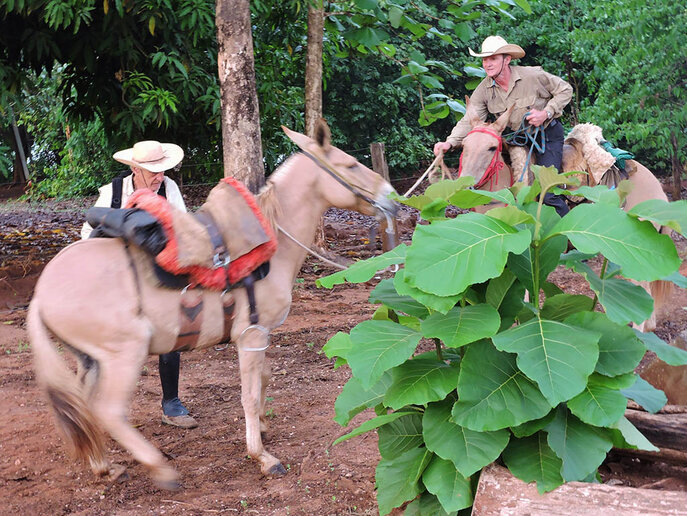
top-left (469, 35), bottom-right (525, 59)
top-left (113, 140), bottom-right (184, 173)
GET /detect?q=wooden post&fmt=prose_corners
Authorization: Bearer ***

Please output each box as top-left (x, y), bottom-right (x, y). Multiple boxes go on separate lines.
top-left (370, 142), bottom-right (397, 252)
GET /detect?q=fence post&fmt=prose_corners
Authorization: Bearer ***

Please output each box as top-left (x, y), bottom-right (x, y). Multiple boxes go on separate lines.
top-left (370, 142), bottom-right (397, 252)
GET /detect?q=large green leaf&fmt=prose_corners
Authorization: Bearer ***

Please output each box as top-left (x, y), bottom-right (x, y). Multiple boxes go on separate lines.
top-left (620, 375), bottom-right (667, 413)
top-left (370, 278), bottom-right (430, 318)
top-left (322, 331), bottom-right (353, 360)
top-left (394, 267), bottom-right (462, 314)
top-left (567, 374), bottom-right (629, 427)
top-left (609, 416), bottom-right (659, 452)
top-left (510, 411), bottom-right (555, 438)
top-left (405, 212), bottom-right (531, 296)
top-left (502, 433), bottom-right (564, 493)
top-left (487, 270), bottom-right (526, 330)
top-left (316, 244), bottom-right (407, 288)
top-left (334, 373), bottom-right (393, 426)
top-left (333, 411), bottom-right (412, 445)
top-left (378, 412), bottom-right (424, 459)
top-left (424, 399), bottom-right (509, 477)
top-left (384, 357), bottom-right (460, 409)
top-left (562, 258), bottom-right (654, 326)
top-left (540, 294), bottom-right (595, 322)
top-left (421, 304), bottom-right (500, 348)
top-left (449, 188), bottom-right (516, 210)
top-left (550, 203), bottom-right (680, 281)
top-left (375, 446), bottom-right (433, 516)
top-left (404, 492), bottom-right (458, 516)
top-left (544, 406), bottom-right (613, 482)
top-left (493, 318), bottom-right (601, 405)
top-left (635, 330), bottom-right (687, 366)
top-left (627, 199), bottom-right (687, 235)
top-left (421, 455), bottom-right (474, 513)
top-left (508, 235), bottom-right (567, 293)
top-left (483, 205), bottom-right (535, 226)
top-left (565, 311), bottom-right (646, 376)
top-left (348, 320), bottom-right (422, 389)
top-left (452, 341), bottom-right (552, 431)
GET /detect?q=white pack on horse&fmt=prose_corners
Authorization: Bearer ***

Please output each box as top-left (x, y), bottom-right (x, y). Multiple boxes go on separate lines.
top-left (28, 120), bottom-right (397, 488)
top-left (448, 102), bottom-right (672, 332)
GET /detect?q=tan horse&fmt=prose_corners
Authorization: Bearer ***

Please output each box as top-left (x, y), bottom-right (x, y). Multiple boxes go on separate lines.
top-left (27, 121), bottom-right (396, 488)
top-left (455, 104), bottom-right (515, 214)
top-left (459, 112), bottom-right (671, 332)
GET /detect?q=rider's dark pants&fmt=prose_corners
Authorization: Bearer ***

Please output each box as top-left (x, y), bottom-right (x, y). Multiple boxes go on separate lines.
top-left (535, 119), bottom-right (569, 217)
top-left (159, 351), bottom-right (181, 402)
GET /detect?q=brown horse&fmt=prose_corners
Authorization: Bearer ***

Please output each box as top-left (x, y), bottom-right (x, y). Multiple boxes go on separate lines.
top-left (27, 121), bottom-right (396, 488)
top-left (458, 109), bottom-right (671, 332)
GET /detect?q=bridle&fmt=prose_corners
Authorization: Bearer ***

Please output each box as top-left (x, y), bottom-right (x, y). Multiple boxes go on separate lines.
top-left (275, 151), bottom-right (398, 270)
top-left (458, 127), bottom-right (511, 190)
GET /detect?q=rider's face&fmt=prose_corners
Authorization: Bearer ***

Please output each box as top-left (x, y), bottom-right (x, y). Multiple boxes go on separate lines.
top-left (132, 167), bottom-right (165, 193)
top-left (482, 54), bottom-right (511, 79)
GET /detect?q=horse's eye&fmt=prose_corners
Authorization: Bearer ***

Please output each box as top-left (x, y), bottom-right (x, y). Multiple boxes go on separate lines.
top-left (488, 146), bottom-right (497, 152)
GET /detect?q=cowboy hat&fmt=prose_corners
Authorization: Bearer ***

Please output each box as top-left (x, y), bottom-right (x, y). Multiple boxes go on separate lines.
top-left (469, 36), bottom-right (525, 59)
top-left (113, 140), bottom-right (184, 173)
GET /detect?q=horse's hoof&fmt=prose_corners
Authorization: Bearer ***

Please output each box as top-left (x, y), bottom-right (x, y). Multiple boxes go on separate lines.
top-left (155, 478), bottom-right (182, 490)
top-left (267, 462), bottom-right (287, 477)
top-left (151, 467), bottom-right (181, 490)
top-left (106, 463), bottom-right (129, 483)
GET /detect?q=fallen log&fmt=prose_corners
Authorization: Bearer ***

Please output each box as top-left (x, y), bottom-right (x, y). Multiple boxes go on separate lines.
top-left (472, 463), bottom-right (687, 515)
top-left (610, 447), bottom-right (687, 467)
top-left (624, 408), bottom-right (687, 451)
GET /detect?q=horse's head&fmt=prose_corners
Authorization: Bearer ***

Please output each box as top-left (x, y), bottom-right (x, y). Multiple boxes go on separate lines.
top-left (459, 100), bottom-right (514, 189)
top-left (282, 120), bottom-right (397, 219)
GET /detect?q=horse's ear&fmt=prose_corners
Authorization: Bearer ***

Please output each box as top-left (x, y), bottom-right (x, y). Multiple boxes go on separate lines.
top-left (465, 95), bottom-right (481, 127)
top-left (314, 119), bottom-right (332, 152)
top-left (493, 104), bottom-right (515, 133)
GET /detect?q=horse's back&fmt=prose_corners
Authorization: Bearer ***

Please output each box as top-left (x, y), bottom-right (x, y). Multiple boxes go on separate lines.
top-left (625, 160), bottom-right (668, 210)
top-left (33, 238), bottom-right (147, 348)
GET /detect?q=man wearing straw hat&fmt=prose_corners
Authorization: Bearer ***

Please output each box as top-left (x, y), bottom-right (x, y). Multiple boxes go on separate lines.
top-left (433, 35), bottom-right (573, 216)
top-left (81, 140), bottom-right (198, 429)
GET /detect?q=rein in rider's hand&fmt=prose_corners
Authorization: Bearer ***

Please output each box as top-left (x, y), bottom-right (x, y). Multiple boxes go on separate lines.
top-left (525, 109), bottom-right (549, 127)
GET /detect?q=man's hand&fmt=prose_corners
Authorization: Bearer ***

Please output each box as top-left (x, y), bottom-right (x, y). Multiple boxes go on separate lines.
top-left (525, 109), bottom-right (549, 127)
top-left (433, 141), bottom-right (452, 156)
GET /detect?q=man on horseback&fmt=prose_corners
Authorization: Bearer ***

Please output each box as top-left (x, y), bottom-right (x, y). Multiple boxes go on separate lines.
top-left (434, 35), bottom-right (573, 217)
top-left (81, 140), bottom-right (198, 429)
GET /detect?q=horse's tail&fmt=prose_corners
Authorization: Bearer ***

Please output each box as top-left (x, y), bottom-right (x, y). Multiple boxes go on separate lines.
top-left (27, 300), bottom-right (107, 470)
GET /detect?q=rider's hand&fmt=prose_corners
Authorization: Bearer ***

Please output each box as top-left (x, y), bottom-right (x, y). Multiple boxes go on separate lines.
top-left (526, 109), bottom-right (549, 127)
top-left (433, 141), bottom-right (452, 156)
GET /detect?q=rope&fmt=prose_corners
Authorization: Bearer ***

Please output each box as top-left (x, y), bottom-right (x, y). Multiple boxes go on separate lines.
top-left (277, 223), bottom-right (348, 270)
top-left (403, 152), bottom-right (444, 197)
top-left (503, 114), bottom-right (546, 183)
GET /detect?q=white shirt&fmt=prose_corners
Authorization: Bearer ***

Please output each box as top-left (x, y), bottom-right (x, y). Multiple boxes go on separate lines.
top-left (81, 174), bottom-right (187, 239)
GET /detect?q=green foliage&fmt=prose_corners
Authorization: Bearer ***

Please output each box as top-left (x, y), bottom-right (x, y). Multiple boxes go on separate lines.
top-left (320, 165), bottom-right (687, 514)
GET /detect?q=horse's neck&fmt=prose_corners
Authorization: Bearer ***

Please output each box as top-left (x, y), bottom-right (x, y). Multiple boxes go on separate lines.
top-left (269, 161), bottom-right (330, 280)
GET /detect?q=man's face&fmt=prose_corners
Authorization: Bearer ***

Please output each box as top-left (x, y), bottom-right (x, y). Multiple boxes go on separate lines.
top-left (133, 167), bottom-right (165, 192)
top-left (482, 54), bottom-right (511, 79)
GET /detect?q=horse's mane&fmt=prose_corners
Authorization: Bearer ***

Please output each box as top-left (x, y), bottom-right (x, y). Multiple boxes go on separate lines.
top-left (257, 179), bottom-right (282, 234)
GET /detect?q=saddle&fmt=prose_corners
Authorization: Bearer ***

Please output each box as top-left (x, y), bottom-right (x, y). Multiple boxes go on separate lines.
top-left (86, 178), bottom-right (278, 351)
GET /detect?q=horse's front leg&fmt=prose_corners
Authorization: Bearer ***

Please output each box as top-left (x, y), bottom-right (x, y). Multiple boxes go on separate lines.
top-left (238, 331), bottom-right (286, 477)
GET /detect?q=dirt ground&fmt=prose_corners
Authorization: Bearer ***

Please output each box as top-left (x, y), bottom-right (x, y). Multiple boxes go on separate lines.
top-left (1, 183), bottom-right (687, 515)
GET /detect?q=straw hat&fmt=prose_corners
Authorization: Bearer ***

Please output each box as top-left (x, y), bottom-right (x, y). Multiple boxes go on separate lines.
top-left (469, 36), bottom-right (525, 59)
top-left (113, 140), bottom-right (184, 173)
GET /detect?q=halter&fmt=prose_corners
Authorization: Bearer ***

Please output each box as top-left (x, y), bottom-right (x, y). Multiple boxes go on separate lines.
top-left (458, 127), bottom-right (509, 190)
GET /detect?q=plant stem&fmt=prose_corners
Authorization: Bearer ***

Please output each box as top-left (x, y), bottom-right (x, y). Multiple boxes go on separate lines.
top-left (433, 338), bottom-right (444, 361)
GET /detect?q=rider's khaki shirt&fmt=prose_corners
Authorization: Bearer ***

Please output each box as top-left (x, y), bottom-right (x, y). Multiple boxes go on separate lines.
top-left (446, 65), bottom-right (573, 148)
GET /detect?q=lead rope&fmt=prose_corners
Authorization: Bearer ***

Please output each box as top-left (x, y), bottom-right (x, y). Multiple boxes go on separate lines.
top-left (503, 113), bottom-right (546, 182)
top-left (277, 223), bottom-right (348, 270)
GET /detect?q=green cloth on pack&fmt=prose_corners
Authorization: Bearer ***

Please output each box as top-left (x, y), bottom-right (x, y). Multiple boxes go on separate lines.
top-left (600, 140), bottom-right (634, 170)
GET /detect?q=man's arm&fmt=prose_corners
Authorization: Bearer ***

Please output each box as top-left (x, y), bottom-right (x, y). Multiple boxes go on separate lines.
top-left (539, 70), bottom-right (573, 119)
top-left (80, 183), bottom-right (114, 239)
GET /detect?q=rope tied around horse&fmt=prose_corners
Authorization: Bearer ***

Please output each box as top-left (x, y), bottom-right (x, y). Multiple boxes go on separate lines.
top-left (458, 126), bottom-right (510, 190)
top-left (502, 113), bottom-right (546, 183)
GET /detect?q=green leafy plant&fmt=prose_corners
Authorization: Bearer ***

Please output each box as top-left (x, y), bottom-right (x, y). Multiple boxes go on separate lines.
top-left (318, 165), bottom-right (687, 515)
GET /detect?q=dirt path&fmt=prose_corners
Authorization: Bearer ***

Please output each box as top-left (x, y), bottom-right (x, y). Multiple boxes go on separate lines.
top-left (1, 189), bottom-right (687, 515)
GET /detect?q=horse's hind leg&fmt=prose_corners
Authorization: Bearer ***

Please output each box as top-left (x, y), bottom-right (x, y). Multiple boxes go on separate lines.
top-left (238, 331), bottom-right (286, 477)
top-left (91, 339), bottom-right (180, 489)
top-left (260, 357), bottom-right (271, 435)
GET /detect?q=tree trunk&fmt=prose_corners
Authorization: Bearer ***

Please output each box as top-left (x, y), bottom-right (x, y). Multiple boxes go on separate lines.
top-left (215, 0), bottom-right (264, 193)
top-left (305, 2), bottom-right (324, 137)
top-left (305, 2), bottom-right (328, 252)
top-left (671, 132), bottom-right (682, 200)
